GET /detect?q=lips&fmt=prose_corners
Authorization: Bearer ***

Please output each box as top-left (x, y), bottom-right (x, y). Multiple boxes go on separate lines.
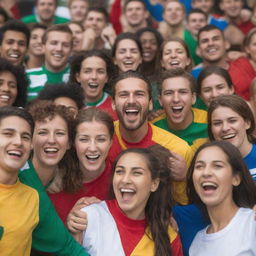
top-left (44, 147), bottom-right (58, 154)
top-left (88, 82), bottom-right (99, 89)
top-left (0, 95), bottom-right (11, 102)
top-left (7, 150), bottom-right (22, 157)
top-left (171, 106), bottom-right (183, 114)
top-left (221, 134), bottom-right (236, 140)
top-left (86, 154), bottom-right (100, 161)
top-left (120, 188), bottom-right (136, 201)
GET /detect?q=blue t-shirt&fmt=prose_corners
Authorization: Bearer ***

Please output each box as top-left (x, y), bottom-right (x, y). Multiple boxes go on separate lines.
top-left (243, 143), bottom-right (256, 181)
top-left (191, 64), bottom-right (203, 79)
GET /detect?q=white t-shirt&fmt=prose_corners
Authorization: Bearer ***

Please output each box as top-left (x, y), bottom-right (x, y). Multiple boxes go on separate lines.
top-left (189, 208), bottom-right (256, 256)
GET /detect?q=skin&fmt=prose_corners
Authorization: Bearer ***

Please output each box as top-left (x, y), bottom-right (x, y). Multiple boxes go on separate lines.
top-left (69, 0), bottom-right (89, 23)
top-left (29, 28), bottom-right (45, 57)
top-left (36, 0), bottom-right (57, 23)
top-left (200, 73), bottom-right (234, 106)
top-left (75, 120), bottom-right (112, 183)
top-left (187, 12), bottom-right (207, 37)
top-left (112, 77), bottom-right (152, 143)
top-left (193, 146), bottom-right (240, 232)
top-left (159, 76), bottom-right (196, 130)
top-left (0, 71), bottom-right (17, 107)
top-left (210, 106), bottom-right (252, 157)
top-left (124, 1), bottom-right (148, 28)
top-left (43, 31), bottom-right (73, 72)
top-left (0, 30), bottom-right (28, 66)
top-left (68, 23), bottom-right (83, 52)
top-left (113, 152), bottom-right (159, 219)
top-left (32, 115), bottom-right (70, 186)
top-left (0, 116), bottom-right (32, 185)
top-left (245, 33), bottom-right (256, 69)
top-left (220, 0), bottom-right (243, 21)
top-left (53, 97), bottom-right (79, 115)
top-left (161, 41), bottom-right (191, 70)
top-left (114, 39), bottom-right (142, 72)
top-left (75, 56), bottom-right (108, 103)
top-left (140, 31), bottom-right (158, 62)
top-left (163, 1), bottom-right (185, 27)
top-left (192, 0), bottom-right (214, 14)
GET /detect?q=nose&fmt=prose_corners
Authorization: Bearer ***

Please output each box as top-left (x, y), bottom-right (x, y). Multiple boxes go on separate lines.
top-left (125, 50), bottom-right (132, 58)
top-left (0, 82), bottom-right (9, 92)
top-left (13, 134), bottom-right (22, 146)
top-left (201, 165), bottom-right (213, 177)
top-left (47, 132), bottom-right (56, 144)
top-left (88, 139), bottom-right (97, 151)
top-left (91, 70), bottom-right (97, 80)
top-left (222, 121), bottom-right (230, 132)
top-left (173, 91), bottom-right (180, 102)
top-left (12, 42), bottom-right (19, 50)
top-left (127, 93), bottom-right (135, 104)
top-left (55, 43), bottom-right (63, 51)
top-left (120, 172), bottom-right (131, 183)
top-left (143, 41), bottom-right (151, 49)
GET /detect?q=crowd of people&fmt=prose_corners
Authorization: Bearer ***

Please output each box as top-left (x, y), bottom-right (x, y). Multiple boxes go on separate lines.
top-left (0, 0), bottom-right (256, 255)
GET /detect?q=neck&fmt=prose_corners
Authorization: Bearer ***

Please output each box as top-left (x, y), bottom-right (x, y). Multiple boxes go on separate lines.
top-left (45, 62), bottom-right (67, 73)
top-left (86, 92), bottom-right (103, 104)
top-left (168, 23), bottom-right (184, 37)
top-left (32, 157), bottom-right (56, 186)
top-left (166, 110), bottom-right (193, 130)
top-left (27, 54), bottom-right (44, 69)
top-left (124, 21), bottom-right (147, 33)
top-left (119, 122), bottom-right (149, 143)
top-left (239, 140), bottom-right (252, 157)
top-left (94, 37), bottom-right (105, 49)
top-left (0, 169), bottom-right (18, 185)
top-left (81, 162), bottom-right (106, 183)
top-left (225, 14), bottom-right (241, 25)
top-left (207, 200), bottom-right (239, 233)
top-left (204, 58), bottom-right (228, 69)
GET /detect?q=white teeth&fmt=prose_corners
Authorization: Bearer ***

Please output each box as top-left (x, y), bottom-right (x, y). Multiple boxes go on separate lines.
top-left (53, 54), bottom-right (62, 57)
top-left (86, 155), bottom-right (99, 159)
top-left (208, 48), bottom-right (217, 53)
top-left (170, 60), bottom-right (179, 65)
top-left (125, 109), bottom-right (138, 113)
top-left (202, 182), bottom-right (217, 188)
top-left (8, 150), bottom-right (22, 157)
top-left (120, 188), bottom-right (135, 193)
top-left (124, 61), bottom-right (133, 65)
top-left (88, 83), bottom-right (98, 88)
top-left (0, 95), bottom-right (10, 100)
top-left (222, 134), bottom-right (235, 140)
top-left (45, 148), bottom-right (58, 152)
top-left (9, 54), bottom-right (19, 58)
top-left (172, 106), bottom-right (182, 110)
top-left (143, 52), bottom-right (151, 57)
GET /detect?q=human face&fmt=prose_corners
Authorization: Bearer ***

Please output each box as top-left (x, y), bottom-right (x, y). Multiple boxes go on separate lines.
top-left (198, 29), bottom-right (227, 64)
top-left (161, 41), bottom-right (191, 70)
top-left (29, 28), bottom-right (45, 56)
top-left (53, 97), bottom-right (79, 115)
top-left (200, 73), bottom-right (234, 106)
top-left (44, 31), bottom-right (72, 72)
top-left (211, 106), bottom-right (251, 152)
top-left (113, 77), bottom-right (152, 131)
top-left (140, 31), bottom-right (158, 62)
top-left (68, 23), bottom-right (83, 52)
top-left (187, 13), bottom-right (207, 37)
top-left (32, 115), bottom-right (70, 169)
top-left (76, 56), bottom-right (108, 102)
top-left (245, 33), bottom-right (256, 65)
top-left (114, 39), bottom-right (142, 72)
top-left (75, 120), bottom-right (112, 181)
top-left (83, 11), bottom-right (106, 38)
top-left (113, 152), bottom-right (159, 219)
top-left (0, 30), bottom-right (27, 66)
top-left (193, 146), bottom-right (240, 208)
top-left (159, 77), bottom-right (196, 130)
top-left (37, 0), bottom-right (56, 22)
top-left (163, 1), bottom-right (185, 27)
top-left (124, 1), bottom-right (148, 27)
top-left (70, 0), bottom-right (89, 23)
top-left (0, 15), bottom-right (6, 28)
top-left (192, 0), bottom-right (214, 14)
top-left (0, 116), bottom-right (32, 184)
top-left (220, 0), bottom-right (242, 19)
top-left (0, 71), bottom-right (17, 107)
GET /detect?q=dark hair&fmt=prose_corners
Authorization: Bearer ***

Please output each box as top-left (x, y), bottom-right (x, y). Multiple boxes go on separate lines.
top-left (243, 28), bottom-right (256, 58)
top-left (112, 146), bottom-right (173, 256)
top-left (197, 24), bottom-right (224, 42)
top-left (38, 82), bottom-right (85, 110)
top-left (35, 0), bottom-right (58, 6)
top-left (187, 141), bottom-right (256, 211)
top-left (0, 7), bottom-right (10, 24)
top-left (207, 95), bottom-right (256, 143)
top-left (112, 32), bottom-right (143, 59)
top-left (85, 7), bottom-right (109, 23)
top-left (157, 38), bottom-right (192, 72)
top-left (187, 8), bottom-right (208, 22)
top-left (68, 21), bottom-right (84, 32)
top-left (197, 66), bottom-right (233, 95)
top-left (110, 70), bottom-right (152, 100)
top-left (123, 0), bottom-right (146, 12)
top-left (158, 68), bottom-right (196, 94)
top-left (42, 24), bottom-right (73, 44)
top-left (31, 23), bottom-right (47, 32)
top-left (0, 58), bottom-right (28, 107)
top-left (0, 20), bottom-right (30, 47)
top-left (69, 49), bottom-right (116, 85)
top-left (0, 106), bottom-right (34, 133)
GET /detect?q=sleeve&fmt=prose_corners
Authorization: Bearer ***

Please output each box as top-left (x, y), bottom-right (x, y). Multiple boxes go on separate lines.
top-left (171, 235), bottom-right (183, 256)
top-left (32, 190), bottom-right (89, 256)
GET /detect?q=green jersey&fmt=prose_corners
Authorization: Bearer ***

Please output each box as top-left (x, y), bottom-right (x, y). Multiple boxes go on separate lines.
top-left (21, 14), bottom-right (69, 25)
top-left (19, 160), bottom-right (89, 256)
top-left (26, 65), bottom-right (70, 101)
top-left (153, 108), bottom-right (208, 148)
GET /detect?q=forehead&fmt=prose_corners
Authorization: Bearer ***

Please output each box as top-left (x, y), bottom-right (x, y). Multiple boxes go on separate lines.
top-left (202, 73), bottom-right (227, 87)
top-left (199, 29), bottom-right (223, 40)
top-left (71, 0), bottom-right (88, 6)
top-left (115, 77), bottom-right (149, 93)
top-left (117, 152), bottom-right (149, 169)
top-left (162, 76), bottom-right (191, 90)
top-left (77, 120), bottom-right (109, 133)
top-left (212, 106), bottom-right (240, 118)
top-left (34, 114), bottom-right (68, 127)
top-left (81, 56), bottom-right (106, 68)
top-left (0, 71), bottom-right (17, 81)
top-left (46, 31), bottom-right (72, 42)
top-left (117, 39), bottom-right (139, 49)
top-left (165, 1), bottom-right (183, 10)
top-left (87, 11), bottom-right (105, 20)
top-left (31, 28), bottom-right (46, 35)
top-left (126, 1), bottom-right (145, 9)
top-left (196, 146), bottom-right (227, 162)
top-left (37, 0), bottom-right (56, 5)
top-left (3, 30), bottom-right (27, 42)
top-left (0, 115), bottom-right (31, 132)
top-left (164, 41), bottom-right (185, 51)
top-left (140, 31), bottom-right (156, 40)
top-left (188, 12), bottom-right (206, 20)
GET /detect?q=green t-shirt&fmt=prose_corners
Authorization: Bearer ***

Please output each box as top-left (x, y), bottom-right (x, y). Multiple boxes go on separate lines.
top-left (26, 65), bottom-right (70, 101)
top-left (153, 108), bottom-right (208, 146)
top-left (18, 160), bottom-right (89, 256)
top-left (21, 14), bottom-right (69, 25)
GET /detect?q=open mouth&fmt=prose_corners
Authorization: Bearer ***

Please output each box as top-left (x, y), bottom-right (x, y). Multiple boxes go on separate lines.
top-left (120, 188), bottom-right (136, 200)
top-left (172, 106), bottom-right (183, 114)
top-left (88, 82), bottom-right (99, 89)
top-left (169, 60), bottom-right (180, 67)
top-left (8, 53), bottom-right (20, 60)
top-left (86, 155), bottom-right (100, 161)
top-left (221, 134), bottom-right (236, 140)
top-left (44, 148), bottom-right (58, 154)
top-left (201, 182), bottom-right (218, 192)
top-left (0, 95), bottom-right (10, 101)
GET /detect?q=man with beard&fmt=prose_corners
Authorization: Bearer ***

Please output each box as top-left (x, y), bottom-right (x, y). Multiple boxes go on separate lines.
top-left (192, 24), bottom-right (230, 78)
top-left (122, 0), bottom-right (150, 33)
top-left (109, 70), bottom-right (193, 205)
top-left (26, 24), bottom-right (73, 101)
top-left (22, 0), bottom-right (69, 27)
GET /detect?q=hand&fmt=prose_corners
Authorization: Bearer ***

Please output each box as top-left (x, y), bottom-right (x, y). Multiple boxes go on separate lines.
top-left (81, 28), bottom-right (97, 50)
top-left (101, 25), bottom-right (116, 47)
top-left (66, 196), bottom-right (101, 234)
top-left (148, 109), bottom-right (165, 121)
top-left (168, 151), bottom-right (187, 181)
top-left (46, 170), bottom-right (63, 194)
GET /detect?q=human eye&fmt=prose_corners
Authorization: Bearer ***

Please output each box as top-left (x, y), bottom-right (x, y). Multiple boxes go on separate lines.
top-left (194, 162), bottom-right (203, 169)
top-left (228, 118), bottom-right (237, 124)
top-left (78, 136), bottom-right (89, 142)
top-left (2, 131), bottom-right (13, 136)
top-left (56, 131), bottom-right (66, 136)
top-left (212, 120), bottom-right (222, 126)
top-left (38, 130), bottom-right (47, 135)
top-left (22, 134), bottom-right (31, 141)
top-left (115, 168), bottom-right (124, 175)
top-left (98, 69), bottom-right (106, 75)
top-left (163, 90), bottom-right (173, 96)
top-left (119, 92), bottom-right (128, 98)
top-left (133, 170), bottom-right (143, 176)
top-left (9, 82), bottom-right (17, 89)
top-left (202, 87), bottom-right (211, 93)
top-left (135, 91), bottom-right (145, 97)
top-left (18, 41), bottom-right (26, 47)
top-left (180, 89), bottom-right (189, 94)
top-left (83, 68), bottom-right (91, 74)
top-left (96, 136), bottom-right (107, 143)
top-left (50, 40), bottom-right (57, 45)
top-left (6, 39), bottom-right (14, 45)
top-left (131, 49), bottom-right (139, 54)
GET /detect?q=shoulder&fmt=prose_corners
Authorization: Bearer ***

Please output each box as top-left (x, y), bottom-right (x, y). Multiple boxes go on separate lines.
top-left (26, 67), bottom-right (44, 75)
top-left (192, 108), bottom-right (208, 124)
top-left (21, 14), bottom-right (37, 23)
